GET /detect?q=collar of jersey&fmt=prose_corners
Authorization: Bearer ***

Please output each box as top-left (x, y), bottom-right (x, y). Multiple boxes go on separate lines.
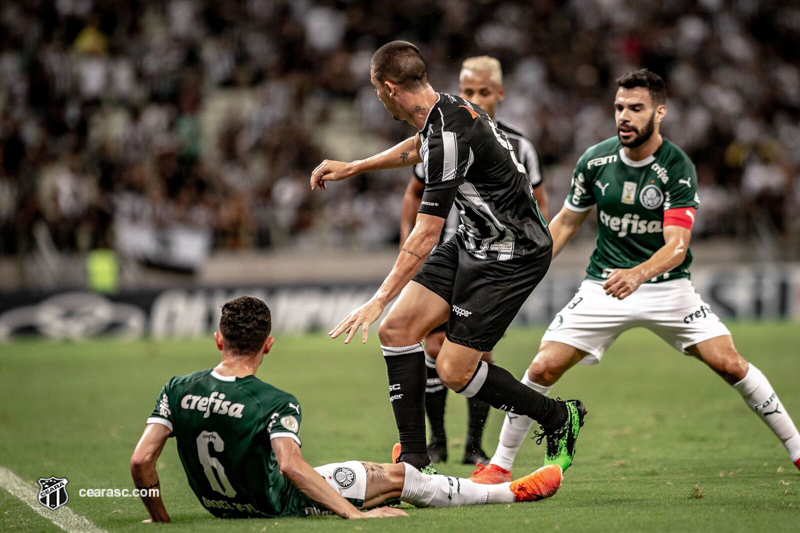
top-left (210, 369), bottom-right (236, 382)
top-left (419, 93), bottom-right (442, 133)
top-left (618, 148), bottom-right (656, 167)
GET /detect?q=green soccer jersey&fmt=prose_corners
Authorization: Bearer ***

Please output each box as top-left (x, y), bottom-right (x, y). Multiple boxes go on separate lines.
top-left (565, 137), bottom-right (700, 283)
top-left (147, 369), bottom-right (311, 518)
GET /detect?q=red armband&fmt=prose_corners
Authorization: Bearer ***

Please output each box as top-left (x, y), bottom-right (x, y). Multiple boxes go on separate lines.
top-left (663, 207), bottom-right (696, 230)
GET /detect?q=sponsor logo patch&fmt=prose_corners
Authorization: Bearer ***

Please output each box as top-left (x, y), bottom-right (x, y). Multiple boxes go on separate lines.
top-left (547, 314), bottom-right (564, 331)
top-left (683, 305), bottom-right (713, 323)
top-left (453, 306), bottom-right (472, 318)
top-left (181, 392), bottom-right (245, 419)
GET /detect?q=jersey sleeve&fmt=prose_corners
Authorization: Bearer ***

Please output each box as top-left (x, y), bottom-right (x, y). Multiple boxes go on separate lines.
top-left (418, 110), bottom-right (473, 218)
top-left (664, 156), bottom-right (700, 211)
top-left (147, 380), bottom-right (175, 435)
top-left (412, 162), bottom-right (425, 183)
top-left (517, 137), bottom-right (543, 188)
top-left (564, 154), bottom-right (595, 211)
top-left (267, 395), bottom-right (303, 447)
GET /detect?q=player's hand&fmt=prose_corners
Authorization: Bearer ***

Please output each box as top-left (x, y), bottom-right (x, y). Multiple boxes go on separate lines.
top-left (310, 160), bottom-right (354, 191)
top-left (357, 507), bottom-right (408, 518)
top-left (603, 268), bottom-right (645, 300)
top-left (329, 299), bottom-right (385, 344)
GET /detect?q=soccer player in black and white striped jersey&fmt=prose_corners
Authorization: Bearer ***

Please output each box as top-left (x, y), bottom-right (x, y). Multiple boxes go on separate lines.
top-left (399, 56), bottom-right (550, 466)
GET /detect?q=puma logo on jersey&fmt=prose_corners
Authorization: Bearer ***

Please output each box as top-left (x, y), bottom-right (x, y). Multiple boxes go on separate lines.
top-left (599, 210), bottom-right (662, 237)
top-left (595, 181), bottom-right (610, 196)
top-left (181, 392), bottom-right (244, 418)
top-left (587, 155), bottom-right (618, 168)
top-left (289, 402), bottom-right (300, 414)
top-left (679, 177), bottom-right (692, 188)
top-left (764, 403), bottom-right (782, 416)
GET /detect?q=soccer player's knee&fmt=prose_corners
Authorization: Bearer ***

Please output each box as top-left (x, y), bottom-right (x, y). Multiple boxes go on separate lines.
top-left (527, 359), bottom-right (560, 387)
top-left (378, 317), bottom-right (405, 345)
top-left (714, 350), bottom-right (748, 383)
top-left (436, 357), bottom-right (471, 390)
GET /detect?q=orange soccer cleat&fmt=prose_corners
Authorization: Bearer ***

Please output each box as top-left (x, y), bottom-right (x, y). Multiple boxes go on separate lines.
top-left (469, 463), bottom-right (512, 484)
top-left (510, 464), bottom-right (563, 502)
top-left (392, 442), bottom-right (402, 464)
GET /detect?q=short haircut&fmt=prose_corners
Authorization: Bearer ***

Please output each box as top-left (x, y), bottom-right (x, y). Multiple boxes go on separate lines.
top-left (616, 69), bottom-right (667, 106)
top-left (460, 56), bottom-right (503, 86)
top-left (219, 296), bottom-right (271, 355)
top-left (370, 40), bottom-right (429, 90)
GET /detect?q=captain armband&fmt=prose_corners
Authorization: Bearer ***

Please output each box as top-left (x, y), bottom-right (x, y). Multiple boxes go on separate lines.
top-left (663, 207), bottom-right (696, 230)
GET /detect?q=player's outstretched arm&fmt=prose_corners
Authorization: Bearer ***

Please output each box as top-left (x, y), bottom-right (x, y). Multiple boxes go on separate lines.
top-left (400, 176), bottom-right (425, 246)
top-left (604, 225), bottom-right (691, 299)
top-left (549, 205), bottom-right (592, 259)
top-left (130, 424), bottom-right (172, 523)
top-left (329, 212), bottom-right (444, 344)
top-left (310, 135), bottom-right (421, 190)
top-left (272, 438), bottom-right (407, 519)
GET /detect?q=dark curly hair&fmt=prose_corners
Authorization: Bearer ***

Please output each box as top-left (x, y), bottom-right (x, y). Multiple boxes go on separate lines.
top-left (219, 296), bottom-right (271, 355)
top-left (617, 69), bottom-right (667, 106)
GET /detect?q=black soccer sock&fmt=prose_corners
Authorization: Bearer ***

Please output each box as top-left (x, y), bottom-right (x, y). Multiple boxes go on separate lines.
top-left (457, 361), bottom-right (567, 430)
top-left (383, 343), bottom-right (429, 468)
top-left (466, 396), bottom-right (490, 449)
top-left (424, 354), bottom-right (448, 445)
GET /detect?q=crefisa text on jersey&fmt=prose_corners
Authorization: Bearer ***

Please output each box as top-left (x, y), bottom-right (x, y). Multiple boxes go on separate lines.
top-left (181, 392), bottom-right (245, 418)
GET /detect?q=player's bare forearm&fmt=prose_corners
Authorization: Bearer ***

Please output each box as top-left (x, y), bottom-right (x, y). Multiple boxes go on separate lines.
top-left (376, 214), bottom-right (441, 306)
top-left (604, 226), bottom-right (691, 299)
top-left (131, 424), bottom-right (172, 523)
top-left (273, 439), bottom-right (362, 519)
top-left (311, 136), bottom-right (421, 191)
top-left (329, 213), bottom-right (443, 344)
top-left (549, 206), bottom-right (591, 258)
top-left (534, 186), bottom-right (551, 223)
top-left (352, 135), bottom-right (421, 174)
top-left (400, 177), bottom-right (425, 246)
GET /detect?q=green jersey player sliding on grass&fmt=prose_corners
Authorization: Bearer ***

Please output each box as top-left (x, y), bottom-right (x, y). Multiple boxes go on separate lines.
top-left (130, 296), bottom-right (563, 523)
top-left (471, 69), bottom-right (800, 484)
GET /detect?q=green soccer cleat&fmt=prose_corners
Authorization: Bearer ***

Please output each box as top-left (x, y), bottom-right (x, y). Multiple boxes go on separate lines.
top-left (420, 464), bottom-right (438, 475)
top-left (534, 399), bottom-right (587, 473)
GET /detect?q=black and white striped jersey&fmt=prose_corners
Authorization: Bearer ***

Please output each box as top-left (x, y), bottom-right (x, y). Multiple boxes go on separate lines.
top-left (416, 93), bottom-right (550, 261)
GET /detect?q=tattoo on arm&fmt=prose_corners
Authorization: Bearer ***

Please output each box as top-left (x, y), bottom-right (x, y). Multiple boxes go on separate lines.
top-left (362, 462), bottom-right (388, 482)
top-left (400, 151), bottom-right (409, 162)
top-left (401, 248), bottom-right (424, 260)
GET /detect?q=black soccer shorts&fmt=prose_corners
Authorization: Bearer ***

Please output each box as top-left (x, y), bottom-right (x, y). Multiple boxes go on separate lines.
top-left (412, 234), bottom-right (552, 352)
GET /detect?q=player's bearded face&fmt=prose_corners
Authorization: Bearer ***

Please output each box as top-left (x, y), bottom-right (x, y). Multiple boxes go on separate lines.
top-left (617, 109), bottom-right (656, 148)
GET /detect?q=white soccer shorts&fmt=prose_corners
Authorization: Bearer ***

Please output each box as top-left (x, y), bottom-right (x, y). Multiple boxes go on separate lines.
top-left (313, 461), bottom-right (367, 503)
top-left (540, 279), bottom-right (731, 364)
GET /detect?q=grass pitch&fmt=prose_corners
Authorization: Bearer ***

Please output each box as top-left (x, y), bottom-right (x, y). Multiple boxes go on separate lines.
top-left (1, 322), bottom-right (799, 532)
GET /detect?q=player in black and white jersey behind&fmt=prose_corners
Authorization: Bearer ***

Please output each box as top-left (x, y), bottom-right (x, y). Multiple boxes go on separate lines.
top-left (310, 41), bottom-right (586, 474)
top-left (399, 56), bottom-right (550, 466)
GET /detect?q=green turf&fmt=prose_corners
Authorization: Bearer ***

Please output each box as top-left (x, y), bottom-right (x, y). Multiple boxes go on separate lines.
top-left (1, 323), bottom-right (799, 532)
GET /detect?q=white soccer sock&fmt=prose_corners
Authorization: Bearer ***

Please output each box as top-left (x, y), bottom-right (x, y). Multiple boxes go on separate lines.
top-left (489, 372), bottom-right (552, 471)
top-left (400, 465), bottom-right (514, 507)
top-left (733, 364), bottom-right (800, 463)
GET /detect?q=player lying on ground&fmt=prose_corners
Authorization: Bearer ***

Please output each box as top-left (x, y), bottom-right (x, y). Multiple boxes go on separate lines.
top-left (399, 55), bottom-right (551, 465)
top-left (310, 40), bottom-right (585, 474)
top-left (471, 69), bottom-right (800, 484)
top-left (130, 296), bottom-right (564, 522)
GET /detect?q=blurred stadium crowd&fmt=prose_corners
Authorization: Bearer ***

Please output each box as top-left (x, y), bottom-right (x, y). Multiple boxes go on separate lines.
top-left (0, 0), bottom-right (798, 259)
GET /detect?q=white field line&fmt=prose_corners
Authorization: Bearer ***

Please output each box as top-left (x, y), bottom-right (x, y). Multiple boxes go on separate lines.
top-left (0, 466), bottom-right (107, 533)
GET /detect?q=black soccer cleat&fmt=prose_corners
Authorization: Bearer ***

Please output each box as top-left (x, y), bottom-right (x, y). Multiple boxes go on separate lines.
top-left (427, 440), bottom-right (448, 464)
top-left (461, 445), bottom-right (491, 466)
